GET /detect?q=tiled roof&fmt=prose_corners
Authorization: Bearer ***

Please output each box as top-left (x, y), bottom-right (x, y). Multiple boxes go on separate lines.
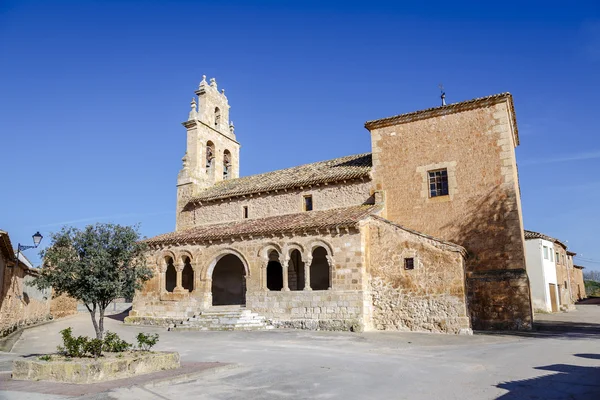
top-left (524, 230), bottom-right (567, 249)
top-left (364, 92), bottom-right (519, 145)
top-left (187, 153), bottom-right (372, 204)
top-left (146, 205), bottom-right (378, 246)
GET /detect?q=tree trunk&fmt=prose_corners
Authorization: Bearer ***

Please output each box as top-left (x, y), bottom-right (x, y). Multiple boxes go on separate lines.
top-left (98, 306), bottom-right (105, 340)
top-left (85, 303), bottom-right (102, 340)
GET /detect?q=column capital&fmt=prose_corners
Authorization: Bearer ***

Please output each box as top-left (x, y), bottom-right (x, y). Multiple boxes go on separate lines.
top-left (175, 263), bottom-right (185, 272)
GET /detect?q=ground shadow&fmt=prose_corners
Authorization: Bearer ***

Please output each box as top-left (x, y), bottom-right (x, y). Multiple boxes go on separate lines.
top-left (496, 355), bottom-right (600, 399)
top-left (577, 297), bottom-right (600, 305)
top-left (477, 319), bottom-right (600, 340)
top-left (105, 308), bottom-right (131, 323)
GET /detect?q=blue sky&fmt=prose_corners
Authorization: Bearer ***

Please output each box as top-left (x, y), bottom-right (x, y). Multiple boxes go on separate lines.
top-left (1, 1), bottom-right (599, 271)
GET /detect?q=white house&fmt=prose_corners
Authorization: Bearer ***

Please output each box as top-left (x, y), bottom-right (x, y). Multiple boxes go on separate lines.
top-left (524, 230), bottom-right (560, 312)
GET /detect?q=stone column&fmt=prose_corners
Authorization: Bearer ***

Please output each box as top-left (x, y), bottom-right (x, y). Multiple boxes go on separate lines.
top-left (326, 255), bottom-right (334, 290)
top-left (261, 260), bottom-right (268, 291)
top-left (282, 258), bottom-right (290, 292)
top-left (173, 263), bottom-right (185, 293)
top-left (159, 264), bottom-right (167, 294)
top-left (304, 256), bottom-right (312, 291)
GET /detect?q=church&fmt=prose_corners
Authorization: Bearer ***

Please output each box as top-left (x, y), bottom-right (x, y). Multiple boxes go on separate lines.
top-left (127, 76), bottom-right (533, 333)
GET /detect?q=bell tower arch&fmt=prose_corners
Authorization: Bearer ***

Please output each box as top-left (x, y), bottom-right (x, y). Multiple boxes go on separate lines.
top-left (176, 76), bottom-right (240, 230)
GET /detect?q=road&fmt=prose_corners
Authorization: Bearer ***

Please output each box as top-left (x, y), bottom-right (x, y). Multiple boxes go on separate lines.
top-left (1, 303), bottom-right (599, 399)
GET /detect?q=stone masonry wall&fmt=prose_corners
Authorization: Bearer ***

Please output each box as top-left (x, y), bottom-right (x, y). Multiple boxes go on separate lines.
top-left (364, 218), bottom-right (470, 334)
top-left (131, 231), bottom-right (368, 329)
top-left (50, 292), bottom-right (78, 319)
top-left (368, 98), bottom-right (532, 330)
top-left (187, 180), bottom-right (372, 227)
top-left (0, 262), bottom-right (51, 337)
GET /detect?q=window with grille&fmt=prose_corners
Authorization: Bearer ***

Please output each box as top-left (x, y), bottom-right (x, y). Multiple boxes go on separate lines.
top-left (404, 258), bottom-right (415, 270)
top-left (428, 169), bottom-right (449, 197)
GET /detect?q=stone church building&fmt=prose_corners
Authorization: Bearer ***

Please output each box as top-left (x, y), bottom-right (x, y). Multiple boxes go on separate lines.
top-left (128, 76), bottom-right (533, 333)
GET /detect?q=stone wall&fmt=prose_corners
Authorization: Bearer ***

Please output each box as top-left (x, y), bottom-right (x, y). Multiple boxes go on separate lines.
top-left (50, 292), bottom-right (78, 319)
top-left (364, 218), bottom-right (470, 334)
top-left (189, 180), bottom-right (372, 226)
top-left (367, 96), bottom-right (533, 330)
top-left (553, 243), bottom-right (573, 307)
top-left (0, 262), bottom-right (51, 337)
top-left (247, 290), bottom-right (365, 331)
top-left (573, 267), bottom-right (586, 301)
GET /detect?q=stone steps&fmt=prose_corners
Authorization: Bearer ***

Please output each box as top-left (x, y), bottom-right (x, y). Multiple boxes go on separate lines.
top-left (168, 306), bottom-right (274, 331)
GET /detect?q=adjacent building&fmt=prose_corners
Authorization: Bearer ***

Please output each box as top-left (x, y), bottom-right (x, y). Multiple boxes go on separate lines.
top-left (129, 77), bottom-right (534, 333)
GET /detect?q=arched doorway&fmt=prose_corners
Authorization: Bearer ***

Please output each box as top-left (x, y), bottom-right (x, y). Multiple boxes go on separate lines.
top-left (211, 254), bottom-right (246, 306)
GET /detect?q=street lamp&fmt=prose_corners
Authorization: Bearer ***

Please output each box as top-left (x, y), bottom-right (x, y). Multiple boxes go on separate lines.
top-left (14, 231), bottom-right (43, 268)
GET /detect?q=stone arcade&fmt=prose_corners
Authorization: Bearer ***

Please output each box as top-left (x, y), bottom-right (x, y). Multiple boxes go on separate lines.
top-left (127, 76), bottom-right (533, 333)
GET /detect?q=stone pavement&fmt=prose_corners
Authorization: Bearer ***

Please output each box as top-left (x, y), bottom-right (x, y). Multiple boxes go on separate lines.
top-left (1, 305), bottom-right (599, 399)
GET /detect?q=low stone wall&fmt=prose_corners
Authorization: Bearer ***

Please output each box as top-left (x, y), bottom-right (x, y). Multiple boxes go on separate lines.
top-left (247, 290), bottom-right (365, 331)
top-left (12, 352), bottom-right (180, 384)
top-left (124, 316), bottom-right (185, 327)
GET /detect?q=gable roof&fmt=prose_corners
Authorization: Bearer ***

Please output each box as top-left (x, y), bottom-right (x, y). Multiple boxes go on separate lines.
top-left (364, 92), bottom-right (519, 145)
top-left (146, 205), bottom-right (378, 246)
top-left (187, 153), bottom-right (372, 205)
top-left (524, 230), bottom-right (567, 249)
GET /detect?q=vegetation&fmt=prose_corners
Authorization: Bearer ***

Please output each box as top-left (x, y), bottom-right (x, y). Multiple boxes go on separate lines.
top-left (31, 223), bottom-right (152, 340)
top-left (584, 280), bottom-right (600, 297)
top-left (136, 332), bottom-right (160, 351)
top-left (55, 327), bottom-right (159, 359)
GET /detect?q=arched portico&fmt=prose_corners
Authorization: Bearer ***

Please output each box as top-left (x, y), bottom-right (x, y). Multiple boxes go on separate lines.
top-left (210, 253), bottom-right (248, 306)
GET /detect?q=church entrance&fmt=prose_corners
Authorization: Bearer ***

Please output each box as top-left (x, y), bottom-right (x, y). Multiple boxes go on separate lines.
top-left (211, 254), bottom-right (246, 306)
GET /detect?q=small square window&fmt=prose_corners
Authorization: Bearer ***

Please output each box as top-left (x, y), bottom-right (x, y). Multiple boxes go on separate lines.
top-left (304, 195), bottom-right (313, 211)
top-left (428, 169), bottom-right (449, 197)
top-left (404, 258), bottom-right (415, 270)
top-left (243, 206), bottom-right (248, 219)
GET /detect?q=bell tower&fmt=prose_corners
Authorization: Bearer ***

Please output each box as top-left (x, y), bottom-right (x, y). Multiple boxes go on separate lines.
top-left (176, 76), bottom-right (240, 230)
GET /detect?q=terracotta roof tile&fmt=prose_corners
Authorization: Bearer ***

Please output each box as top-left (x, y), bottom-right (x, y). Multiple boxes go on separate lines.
top-left (187, 153), bottom-right (372, 204)
top-left (146, 205), bottom-right (378, 246)
top-left (364, 92), bottom-right (519, 145)
top-left (524, 229), bottom-right (567, 249)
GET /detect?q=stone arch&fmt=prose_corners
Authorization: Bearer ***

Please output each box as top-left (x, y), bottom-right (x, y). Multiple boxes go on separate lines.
top-left (257, 243), bottom-right (282, 260)
top-left (165, 256), bottom-right (177, 293)
top-left (209, 252), bottom-right (247, 306)
top-left (223, 149), bottom-right (232, 180)
top-left (266, 249), bottom-right (283, 291)
top-left (177, 249), bottom-right (194, 264)
top-left (205, 248), bottom-right (250, 280)
top-left (307, 240), bottom-right (334, 258)
top-left (283, 243), bottom-right (305, 259)
top-left (181, 255), bottom-right (194, 292)
top-left (206, 141), bottom-right (215, 174)
top-left (310, 246), bottom-right (332, 291)
top-left (214, 107), bottom-right (221, 127)
top-left (159, 250), bottom-right (177, 267)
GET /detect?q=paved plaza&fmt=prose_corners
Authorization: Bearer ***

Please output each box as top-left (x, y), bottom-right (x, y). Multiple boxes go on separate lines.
top-left (1, 302), bottom-right (599, 400)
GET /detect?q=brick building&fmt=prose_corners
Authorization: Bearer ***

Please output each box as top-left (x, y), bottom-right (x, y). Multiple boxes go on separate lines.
top-left (128, 77), bottom-right (533, 333)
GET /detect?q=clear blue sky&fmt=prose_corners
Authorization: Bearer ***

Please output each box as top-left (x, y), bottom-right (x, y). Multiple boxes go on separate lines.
top-left (1, 1), bottom-right (599, 271)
